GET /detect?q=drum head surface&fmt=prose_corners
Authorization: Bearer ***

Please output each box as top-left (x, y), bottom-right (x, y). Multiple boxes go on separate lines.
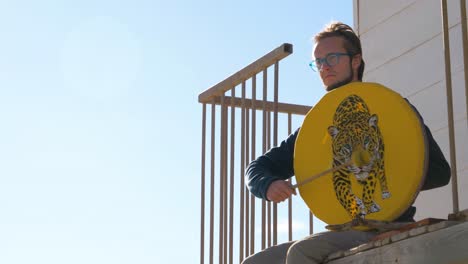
top-left (294, 82), bottom-right (427, 225)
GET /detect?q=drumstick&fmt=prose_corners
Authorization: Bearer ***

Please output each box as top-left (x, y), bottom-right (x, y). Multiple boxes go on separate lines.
top-left (291, 161), bottom-right (352, 189)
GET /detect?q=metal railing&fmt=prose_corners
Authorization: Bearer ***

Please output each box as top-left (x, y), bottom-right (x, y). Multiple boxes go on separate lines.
top-left (440, 0), bottom-right (468, 216)
top-left (198, 43), bottom-right (313, 264)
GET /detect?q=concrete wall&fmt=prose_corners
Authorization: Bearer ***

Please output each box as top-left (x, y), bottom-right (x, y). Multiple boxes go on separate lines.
top-left (353, 0), bottom-right (468, 220)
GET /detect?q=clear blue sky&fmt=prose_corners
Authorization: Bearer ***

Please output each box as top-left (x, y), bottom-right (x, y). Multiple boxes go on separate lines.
top-left (0, 1), bottom-right (352, 263)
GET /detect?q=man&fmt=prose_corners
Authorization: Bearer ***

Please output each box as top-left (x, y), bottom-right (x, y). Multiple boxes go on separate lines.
top-left (242, 22), bottom-right (451, 264)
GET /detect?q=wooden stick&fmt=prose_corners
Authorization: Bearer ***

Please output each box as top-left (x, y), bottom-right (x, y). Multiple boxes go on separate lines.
top-left (291, 161), bottom-right (351, 189)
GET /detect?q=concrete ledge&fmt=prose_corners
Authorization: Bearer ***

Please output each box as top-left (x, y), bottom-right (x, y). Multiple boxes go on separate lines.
top-left (326, 221), bottom-right (468, 264)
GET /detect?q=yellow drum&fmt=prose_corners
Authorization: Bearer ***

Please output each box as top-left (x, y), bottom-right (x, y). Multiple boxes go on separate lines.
top-left (294, 82), bottom-right (427, 225)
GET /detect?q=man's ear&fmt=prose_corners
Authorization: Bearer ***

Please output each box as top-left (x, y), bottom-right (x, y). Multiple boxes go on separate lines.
top-left (351, 53), bottom-right (362, 71)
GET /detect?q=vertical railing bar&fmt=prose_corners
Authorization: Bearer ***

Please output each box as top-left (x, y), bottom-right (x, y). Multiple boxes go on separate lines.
top-left (441, 0), bottom-right (460, 214)
top-left (209, 102), bottom-right (216, 264)
top-left (287, 113), bottom-right (293, 242)
top-left (460, 0), bottom-right (468, 125)
top-left (267, 110), bottom-right (271, 248)
top-left (245, 100), bottom-right (250, 258)
top-left (219, 94), bottom-right (225, 264)
top-left (273, 61), bottom-right (279, 246)
top-left (309, 212), bottom-right (314, 235)
top-left (250, 75), bottom-right (257, 255)
top-left (200, 103), bottom-right (206, 264)
top-left (266, 196), bottom-right (270, 249)
top-left (229, 87), bottom-right (235, 264)
top-left (223, 93), bottom-right (229, 264)
top-left (261, 69), bottom-right (267, 251)
top-left (239, 82), bottom-right (246, 263)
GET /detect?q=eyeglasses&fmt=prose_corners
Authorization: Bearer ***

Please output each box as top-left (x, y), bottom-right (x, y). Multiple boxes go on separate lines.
top-left (309, 53), bottom-right (352, 72)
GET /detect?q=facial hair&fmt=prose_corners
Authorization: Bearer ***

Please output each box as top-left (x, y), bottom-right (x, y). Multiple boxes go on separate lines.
top-left (325, 64), bottom-right (354, 92)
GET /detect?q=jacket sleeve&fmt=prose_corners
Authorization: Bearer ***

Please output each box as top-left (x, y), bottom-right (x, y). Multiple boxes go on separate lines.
top-left (420, 124), bottom-right (451, 190)
top-left (406, 100), bottom-right (451, 191)
top-left (245, 128), bottom-right (299, 200)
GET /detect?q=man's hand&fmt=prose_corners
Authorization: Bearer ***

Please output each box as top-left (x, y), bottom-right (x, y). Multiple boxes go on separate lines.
top-left (266, 180), bottom-right (297, 203)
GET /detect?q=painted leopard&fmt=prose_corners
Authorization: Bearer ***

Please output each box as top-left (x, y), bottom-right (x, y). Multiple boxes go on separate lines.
top-left (328, 94), bottom-right (391, 219)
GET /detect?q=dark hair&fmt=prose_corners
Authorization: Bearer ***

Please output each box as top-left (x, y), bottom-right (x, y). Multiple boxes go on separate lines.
top-left (314, 22), bottom-right (365, 81)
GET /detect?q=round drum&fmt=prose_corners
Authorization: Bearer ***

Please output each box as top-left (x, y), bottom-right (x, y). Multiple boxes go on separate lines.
top-left (294, 82), bottom-right (427, 225)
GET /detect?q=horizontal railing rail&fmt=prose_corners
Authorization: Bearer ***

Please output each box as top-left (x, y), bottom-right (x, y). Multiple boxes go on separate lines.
top-left (211, 96), bottom-right (311, 115)
top-left (199, 43), bottom-right (293, 103)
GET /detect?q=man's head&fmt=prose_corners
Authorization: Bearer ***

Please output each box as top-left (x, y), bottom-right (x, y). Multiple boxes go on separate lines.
top-left (312, 22), bottom-right (364, 91)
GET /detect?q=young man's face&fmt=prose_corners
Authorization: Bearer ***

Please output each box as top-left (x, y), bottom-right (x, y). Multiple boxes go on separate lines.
top-left (313, 36), bottom-right (360, 91)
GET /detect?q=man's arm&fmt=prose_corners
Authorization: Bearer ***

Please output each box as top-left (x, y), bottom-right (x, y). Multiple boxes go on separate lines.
top-left (421, 125), bottom-right (451, 190)
top-left (245, 128), bottom-right (299, 201)
top-left (406, 100), bottom-right (451, 190)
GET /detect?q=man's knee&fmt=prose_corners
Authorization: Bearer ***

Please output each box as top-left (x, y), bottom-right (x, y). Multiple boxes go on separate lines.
top-left (240, 255), bottom-right (254, 264)
top-left (241, 253), bottom-right (263, 264)
top-left (241, 251), bottom-right (274, 264)
top-left (286, 240), bottom-right (313, 263)
top-left (286, 238), bottom-right (333, 264)
top-left (241, 241), bottom-right (294, 264)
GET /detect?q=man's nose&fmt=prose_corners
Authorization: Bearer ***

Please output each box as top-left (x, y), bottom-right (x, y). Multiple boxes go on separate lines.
top-left (320, 62), bottom-right (331, 72)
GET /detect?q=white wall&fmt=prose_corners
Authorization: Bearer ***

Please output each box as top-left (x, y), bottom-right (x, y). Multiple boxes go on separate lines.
top-left (354, 0), bottom-right (468, 219)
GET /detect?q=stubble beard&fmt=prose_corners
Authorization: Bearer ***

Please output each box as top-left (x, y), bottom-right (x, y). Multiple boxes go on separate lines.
top-left (325, 65), bottom-right (354, 92)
